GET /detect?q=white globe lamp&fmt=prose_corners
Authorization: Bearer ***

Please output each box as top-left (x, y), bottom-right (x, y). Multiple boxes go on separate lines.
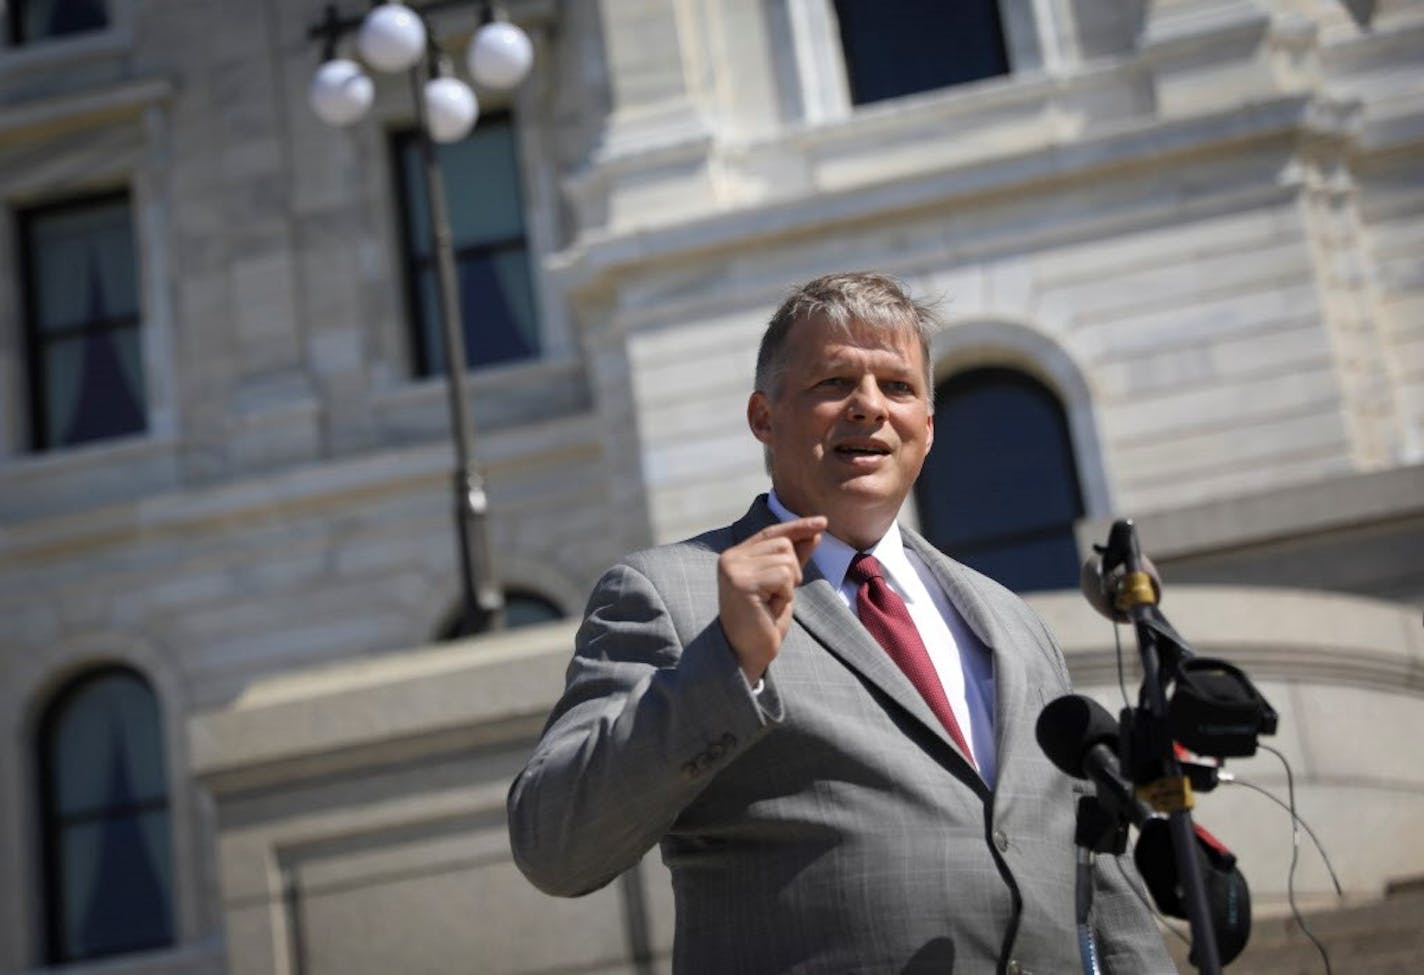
top-left (467, 20), bottom-right (533, 89)
top-left (309, 58), bottom-right (375, 126)
top-left (424, 76), bottom-right (479, 143)
top-left (358, 2), bottom-right (427, 73)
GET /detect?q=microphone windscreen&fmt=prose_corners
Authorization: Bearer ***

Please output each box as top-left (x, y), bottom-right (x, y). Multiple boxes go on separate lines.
top-left (1134, 819), bottom-right (1252, 964)
top-left (1035, 695), bottom-right (1120, 779)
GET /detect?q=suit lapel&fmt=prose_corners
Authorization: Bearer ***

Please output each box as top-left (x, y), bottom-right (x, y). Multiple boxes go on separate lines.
top-left (902, 529), bottom-right (1037, 796)
top-left (790, 574), bottom-right (972, 767)
top-left (732, 498), bottom-right (981, 775)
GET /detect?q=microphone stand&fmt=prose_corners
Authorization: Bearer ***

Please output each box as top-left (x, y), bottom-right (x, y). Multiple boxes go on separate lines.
top-left (1073, 795), bottom-right (1129, 975)
top-left (1104, 520), bottom-right (1222, 975)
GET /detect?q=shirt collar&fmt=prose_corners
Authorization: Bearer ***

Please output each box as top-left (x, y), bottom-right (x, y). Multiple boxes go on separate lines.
top-left (766, 489), bottom-right (910, 591)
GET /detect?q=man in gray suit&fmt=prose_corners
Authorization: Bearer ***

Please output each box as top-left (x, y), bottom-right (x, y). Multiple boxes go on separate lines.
top-left (508, 273), bottom-right (1173, 973)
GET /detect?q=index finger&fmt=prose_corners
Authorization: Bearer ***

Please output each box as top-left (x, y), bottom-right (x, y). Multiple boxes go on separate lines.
top-left (758, 516), bottom-right (828, 541)
top-left (759, 516), bottom-right (827, 565)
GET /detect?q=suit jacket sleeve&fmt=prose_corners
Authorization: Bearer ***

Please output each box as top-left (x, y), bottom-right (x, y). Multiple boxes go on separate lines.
top-left (1096, 855), bottom-right (1178, 973)
top-left (506, 556), bottom-right (783, 897)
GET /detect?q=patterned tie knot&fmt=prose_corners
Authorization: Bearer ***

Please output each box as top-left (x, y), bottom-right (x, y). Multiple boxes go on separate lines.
top-left (847, 552), bottom-right (884, 586)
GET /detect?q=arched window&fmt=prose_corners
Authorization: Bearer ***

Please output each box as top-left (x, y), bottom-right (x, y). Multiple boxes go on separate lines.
top-left (916, 367), bottom-right (1084, 592)
top-left (503, 590), bottom-right (564, 628)
top-left (436, 588), bottom-right (566, 640)
top-left (38, 667), bottom-right (173, 964)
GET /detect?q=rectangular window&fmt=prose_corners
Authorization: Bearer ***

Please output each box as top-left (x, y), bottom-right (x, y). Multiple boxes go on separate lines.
top-left (393, 114), bottom-right (539, 377)
top-left (18, 193), bottom-right (146, 451)
top-left (834, 0), bottom-right (1009, 106)
top-left (7, 0), bottom-right (110, 45)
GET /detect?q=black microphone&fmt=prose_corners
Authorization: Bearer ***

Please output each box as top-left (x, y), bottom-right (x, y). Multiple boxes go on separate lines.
top-left (1135, 819), bottom-right (1252, 965)
top-left (1036, 695), bottom-right (1152, 825)
top-left (1037, 694), bottom-right (1252, 964)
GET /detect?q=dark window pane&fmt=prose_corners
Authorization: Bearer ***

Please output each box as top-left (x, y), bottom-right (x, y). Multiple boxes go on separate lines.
top-left (954, 532), bottom-right (1084, 595)
top-left (412, 268), bottom-right (444, 374)
top-left (397, 128), bottom-right (525, 257)
top-left (21, 194), bottom-right (145, 451)
top-left (59, 811), bottom-right (172, 960)
top-left (505, 591), bottom-right (563, 628)
top-left (411, 247), bottom-right (538, 374)
top-left (834, 0), bottom-right (1009, 106)
top-left (11, 0), bottom-right (109, 44)
top-left (441, 128), bottom-right (528, 249)
top-left (933, 374), bottom-right (1082, 545)
top-left (394, 118), bottom-right (539, 375)
top-left (31, 200), bottom-right (138, 331)
top-left (48, 670), bottom-right (167, 815)
top-left (436, 589), bottom-right (565, 639)
top-left (456, 247), bottom-right (539, 367)
top-left (916, 368), bottom-right (1084, 592)
top-left (43, 329), bottom-right (146, 447)
top-left (40, 669), bottom-right (173, 964)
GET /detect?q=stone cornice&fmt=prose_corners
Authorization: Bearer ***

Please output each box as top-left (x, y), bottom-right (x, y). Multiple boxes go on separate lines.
top-left (188, 620), bottom-right (579, 796)
top-left (1076, 465), bottom-right (1424, 562)
top-left (1030, 585), bottom-right (1424, 694)
top-left (552, 92), bottom-right (1354, 299)
top-left (0, 74), bottom-right (172, 144)
top-left (0, 411), bottom-right (602, 565)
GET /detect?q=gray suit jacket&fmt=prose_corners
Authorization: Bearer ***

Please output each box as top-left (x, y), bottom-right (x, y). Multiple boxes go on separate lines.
top-left (508, 498), bottom-right (1173, 974)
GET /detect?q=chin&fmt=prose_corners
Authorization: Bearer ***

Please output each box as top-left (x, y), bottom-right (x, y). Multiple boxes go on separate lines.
top-left (835, 475), bottom-right (900, 501)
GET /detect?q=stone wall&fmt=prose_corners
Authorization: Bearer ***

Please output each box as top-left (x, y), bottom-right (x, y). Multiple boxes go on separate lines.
top-left (2, 0), bottom-right (1423, 971)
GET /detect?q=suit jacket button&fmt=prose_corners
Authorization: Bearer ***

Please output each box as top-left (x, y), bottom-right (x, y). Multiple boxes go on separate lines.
top-left (993, 829), bottom-right (1009, 852)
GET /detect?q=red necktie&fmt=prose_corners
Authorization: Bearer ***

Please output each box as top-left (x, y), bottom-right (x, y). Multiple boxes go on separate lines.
top-left (848, 552), bottom-right (975, 766)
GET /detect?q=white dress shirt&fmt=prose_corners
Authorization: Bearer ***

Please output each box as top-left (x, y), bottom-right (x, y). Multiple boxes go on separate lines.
top-left (767, 490), bottom-right (997, 785)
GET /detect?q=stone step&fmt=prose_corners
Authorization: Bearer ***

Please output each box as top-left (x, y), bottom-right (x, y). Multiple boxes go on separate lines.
top-left (1164, 883), bottom-right (1424, 973)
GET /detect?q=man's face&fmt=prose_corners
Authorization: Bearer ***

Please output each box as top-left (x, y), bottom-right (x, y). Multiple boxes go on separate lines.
top-left (749, 316), bottom-right (934, 550)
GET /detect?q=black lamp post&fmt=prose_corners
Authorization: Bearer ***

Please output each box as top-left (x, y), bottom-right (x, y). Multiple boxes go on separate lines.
top-left (307, 1), bottom-right (534, 636)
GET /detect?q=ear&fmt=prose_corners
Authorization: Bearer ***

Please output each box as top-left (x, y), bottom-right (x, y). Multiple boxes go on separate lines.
top-left (748, 391), bottom-right (773, 445)
top-left (924, 410), bottom-right (934, 452)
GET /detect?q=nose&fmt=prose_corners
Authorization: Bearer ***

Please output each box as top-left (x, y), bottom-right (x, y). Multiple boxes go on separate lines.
top-left (846, 376), bottom-right (888, 422)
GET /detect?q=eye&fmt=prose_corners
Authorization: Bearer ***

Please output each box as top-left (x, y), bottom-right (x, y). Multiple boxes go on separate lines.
top-left (882, 380), bottom-right (915, 395)
top-left (818, 376), bottom-right (852, 389)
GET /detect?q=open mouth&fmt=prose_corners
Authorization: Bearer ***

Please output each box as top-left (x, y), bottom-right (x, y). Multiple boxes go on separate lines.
top-left (834, 444), bottom-right (890, 458)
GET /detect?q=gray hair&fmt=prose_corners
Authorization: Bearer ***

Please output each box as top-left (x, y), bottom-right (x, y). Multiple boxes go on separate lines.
top-left (754, 271), bottom-right (939, 402)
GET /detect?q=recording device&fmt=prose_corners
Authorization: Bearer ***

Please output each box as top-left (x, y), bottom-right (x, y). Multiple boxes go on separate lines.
top-left (1036, 695), bottom-right (1252, 966)
top-left (1035, 694), bottom-right (1153, 827)
top-left (1079, 523), bottom-right (1278, 759)
top-left (1056, 520), bottom-right (1278, 973)
top-left (1170, 658), bottom-right (1278, 758)
top-left (1135, 818), bottom-right (1252, 966)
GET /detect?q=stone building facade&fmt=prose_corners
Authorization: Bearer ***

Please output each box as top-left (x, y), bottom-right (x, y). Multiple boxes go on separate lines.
top-left (1, 0), bottom-right (1422, 972)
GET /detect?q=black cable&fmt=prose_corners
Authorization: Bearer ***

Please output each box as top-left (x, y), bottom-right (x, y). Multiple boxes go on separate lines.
top-left (1219, 776), bottom-right (1344, 898)
top-left (1257, 743), bottom-right (1334, 975)
top-left (1113, 622), bottom-right (1130, 710)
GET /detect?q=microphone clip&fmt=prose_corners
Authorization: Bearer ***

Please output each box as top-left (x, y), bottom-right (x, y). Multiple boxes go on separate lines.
top-left (1075, 794), bottom-right (1130, 856)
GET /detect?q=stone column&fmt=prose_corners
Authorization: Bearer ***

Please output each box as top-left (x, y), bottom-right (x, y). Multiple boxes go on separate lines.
top-left (594, 0), bottom-right (708, 160)
top-left (1139, 0), bottom-right (1321, 116)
